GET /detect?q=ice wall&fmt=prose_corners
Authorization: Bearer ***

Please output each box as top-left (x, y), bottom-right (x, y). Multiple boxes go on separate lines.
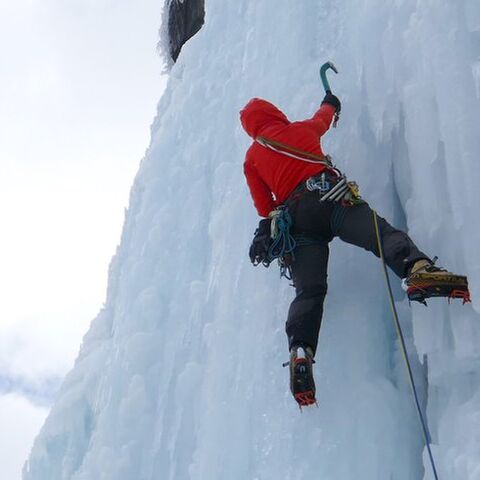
top-left (24, 1), bottom-right (480, 479)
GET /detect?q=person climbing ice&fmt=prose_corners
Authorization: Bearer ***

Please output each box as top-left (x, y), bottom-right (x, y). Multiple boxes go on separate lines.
top-left (240, 67), bottom-right (470, 408)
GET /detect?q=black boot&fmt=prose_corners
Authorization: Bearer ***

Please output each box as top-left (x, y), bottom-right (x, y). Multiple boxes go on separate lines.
top-left (289, 345), bottom-right (316, 407)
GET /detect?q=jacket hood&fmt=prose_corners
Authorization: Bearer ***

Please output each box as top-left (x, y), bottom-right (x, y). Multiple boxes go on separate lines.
top-left (239, 98), bottom-right (289, 138)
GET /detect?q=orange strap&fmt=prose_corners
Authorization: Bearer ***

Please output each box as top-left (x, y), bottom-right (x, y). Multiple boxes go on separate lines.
top-left (256, 136), bottom-right (332, 165)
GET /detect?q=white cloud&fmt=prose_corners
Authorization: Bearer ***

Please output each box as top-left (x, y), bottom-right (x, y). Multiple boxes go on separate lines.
top-left (0, 0), bottom-right (166, 475)
top-left (0, 0), bottom-right (166, 381)
top-left (0, 393), bottom-right (48, 480)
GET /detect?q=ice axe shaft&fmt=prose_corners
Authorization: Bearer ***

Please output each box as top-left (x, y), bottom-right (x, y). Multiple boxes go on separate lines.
top-left (319, 61), bottom-right (340, 127)
top-left (320, 61), bottom-right (338, 93)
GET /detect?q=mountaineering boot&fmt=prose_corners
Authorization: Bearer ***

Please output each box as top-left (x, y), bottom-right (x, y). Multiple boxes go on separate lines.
top-left (289, 345), bottom-right (316, 407)
top-left (404, 258), bottom-right (470, 304)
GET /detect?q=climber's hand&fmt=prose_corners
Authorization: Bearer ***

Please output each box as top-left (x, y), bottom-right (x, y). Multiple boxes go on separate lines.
top-left (322, 92), bottom-right (341, 113)
top-left (249, 218), bottom-right (272, 266)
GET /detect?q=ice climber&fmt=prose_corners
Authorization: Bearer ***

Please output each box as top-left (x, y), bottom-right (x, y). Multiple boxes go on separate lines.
top-left (240, 93), bottom-right (470, 407)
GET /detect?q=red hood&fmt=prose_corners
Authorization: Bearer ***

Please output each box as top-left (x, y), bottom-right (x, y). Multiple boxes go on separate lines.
top-left (240, 98), bottom-right (289, 138)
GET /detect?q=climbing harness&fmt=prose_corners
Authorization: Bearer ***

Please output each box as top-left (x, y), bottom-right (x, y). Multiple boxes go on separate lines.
top-left (319, 175), bottom-right (349, 202)
top-left (306, 172), bottom-right (363, 206)
top-left (372, 210), bottom-right (440, 480)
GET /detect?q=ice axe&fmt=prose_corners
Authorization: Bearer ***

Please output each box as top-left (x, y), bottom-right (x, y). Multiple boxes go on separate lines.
top-left (319, 61), bottom-right (340, 127)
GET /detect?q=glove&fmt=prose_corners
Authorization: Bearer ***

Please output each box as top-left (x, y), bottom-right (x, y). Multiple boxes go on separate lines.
top-left (321, 92), bottom-right (341, 113)
top-left (249, 218), bottom-right (272, 266)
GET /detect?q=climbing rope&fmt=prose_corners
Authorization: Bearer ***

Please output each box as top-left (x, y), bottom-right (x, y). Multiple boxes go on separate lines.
top-left (266, 207), bottom-right (297, 278)
top-left (266, 207), bottom-right (326, 279)
top-left (372, 210), bottom-right (440, 480)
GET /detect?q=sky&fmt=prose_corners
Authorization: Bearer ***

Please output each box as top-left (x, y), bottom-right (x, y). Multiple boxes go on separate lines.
top-left (0, 0), bottom-right (166, 478)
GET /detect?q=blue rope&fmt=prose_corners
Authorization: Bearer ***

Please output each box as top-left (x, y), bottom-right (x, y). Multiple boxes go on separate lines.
top-left (372, 210), bottom-right (440, 480)
top-left (266, 207), bottom-right (325, 279)
top-left (267, 208), bottom-right (297, 262)
top-left (265, 208), bottom-right (296, 278)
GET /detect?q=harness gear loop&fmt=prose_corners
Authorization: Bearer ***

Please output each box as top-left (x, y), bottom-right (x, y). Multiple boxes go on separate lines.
top-left (372, 210), bottom-right (440, 480)
top-left (305, 172), bottom-right (364, 206)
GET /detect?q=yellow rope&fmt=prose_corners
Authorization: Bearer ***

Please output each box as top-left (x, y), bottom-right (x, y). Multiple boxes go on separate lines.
top-left (372, 209), bottom-right (439, 480)
top-left (372, 211), bottom-right (409, 365)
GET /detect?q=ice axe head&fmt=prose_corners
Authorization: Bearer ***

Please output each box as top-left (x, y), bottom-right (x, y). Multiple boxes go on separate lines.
top-left (319, 61), bottom-right (338, 93)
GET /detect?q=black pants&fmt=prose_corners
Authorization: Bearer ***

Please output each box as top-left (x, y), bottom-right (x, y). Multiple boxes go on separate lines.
top-left (285, 192), bottom-right (428, 355)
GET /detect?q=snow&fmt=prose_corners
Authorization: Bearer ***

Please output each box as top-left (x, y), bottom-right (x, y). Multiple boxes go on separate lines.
top-left (24, 0), bottom-right (480, 479)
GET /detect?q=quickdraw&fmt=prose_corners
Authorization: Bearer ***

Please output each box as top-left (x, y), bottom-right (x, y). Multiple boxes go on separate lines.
top-left (306, 173), bottom-right (364, 206)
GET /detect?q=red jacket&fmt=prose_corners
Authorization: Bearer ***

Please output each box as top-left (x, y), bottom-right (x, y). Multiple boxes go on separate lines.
top-left (240, 98), bottom-right (336, 217)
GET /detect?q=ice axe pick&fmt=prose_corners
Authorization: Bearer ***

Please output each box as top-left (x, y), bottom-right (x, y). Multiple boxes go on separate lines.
top-left (319, 61), bottom-right (340, 127)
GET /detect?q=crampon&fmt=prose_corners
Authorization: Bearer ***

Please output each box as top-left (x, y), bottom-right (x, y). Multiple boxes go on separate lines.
top-left (294, 389), bottom-right (317, 408)
top-left (405, 272), bottom-right (471, 305)
top-left (287, 347), bottom-right (317, 409)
